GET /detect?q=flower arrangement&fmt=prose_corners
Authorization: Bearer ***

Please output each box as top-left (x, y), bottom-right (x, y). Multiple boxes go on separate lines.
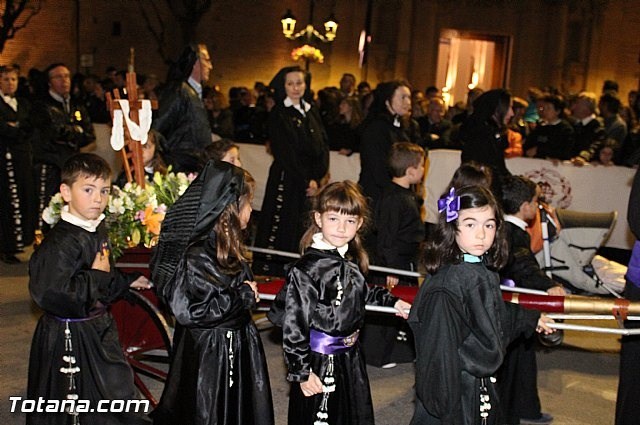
top-left (291, 44), bottom-right (324, 64)
top-left (42, 170), bottom-right (195, 259)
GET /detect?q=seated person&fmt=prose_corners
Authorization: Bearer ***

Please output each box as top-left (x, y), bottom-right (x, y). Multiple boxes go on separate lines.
top-left (498, 174), bottom-right (565, 425)
top-left (417, 97), bottom-right (454, 149)
top-left (594, 138), bottom-right (618, 166)
top-left (326, 96), bottom-right (363, 155)
top-left (524, 94), bottom-right (574, 160)
top-left (569, 92), bottom-right (606, 165)
top-left (203, 86), bottom-right (234, 140)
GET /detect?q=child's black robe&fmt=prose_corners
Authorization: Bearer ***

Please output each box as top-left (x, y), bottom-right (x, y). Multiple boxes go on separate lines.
top-left (408, 261), bottom-right (539, 425)
top-left (27, 220), bottom-right (149, 425)
top-left (270, 247), bottom-right (399, 425)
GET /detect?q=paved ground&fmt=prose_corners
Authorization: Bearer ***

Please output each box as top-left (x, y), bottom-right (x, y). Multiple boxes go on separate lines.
top-left (0, 249), bottom-right (621, 424)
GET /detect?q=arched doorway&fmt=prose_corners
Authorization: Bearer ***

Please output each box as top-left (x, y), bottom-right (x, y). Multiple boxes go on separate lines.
top-left (435, 29), bottom-right (512, 106)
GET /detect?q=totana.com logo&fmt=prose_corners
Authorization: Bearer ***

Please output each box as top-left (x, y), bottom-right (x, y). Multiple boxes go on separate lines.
top-left (9, 397), bottom-right (150, 413)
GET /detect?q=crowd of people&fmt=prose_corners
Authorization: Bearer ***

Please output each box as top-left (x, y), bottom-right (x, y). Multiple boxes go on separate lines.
top-left (6, 44), bottom-right (640, 425)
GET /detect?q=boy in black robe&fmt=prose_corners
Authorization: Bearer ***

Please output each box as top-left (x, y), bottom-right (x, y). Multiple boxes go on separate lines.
top-left (498, 175), bottom-right (565, 425)
top-left (27, 153), bottom-right (151, 425)
top-left (361, 142), bottom-right (426, 368)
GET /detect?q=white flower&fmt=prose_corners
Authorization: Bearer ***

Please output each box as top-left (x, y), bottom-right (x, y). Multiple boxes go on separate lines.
top-left (109, 197), bottom-right (126, 215)
top-left (50, 193), bottom-right (63, 204)
top-left (147, 193), bottom-right (158, 209)
top-left (42, 206), bottom-right (58, 225)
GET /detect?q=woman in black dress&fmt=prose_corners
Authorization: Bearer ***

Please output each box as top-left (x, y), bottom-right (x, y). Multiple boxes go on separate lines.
top-left (358, 80), bottom-right (421, 212)
top-left (254, 66), bottom-right (329, 275)
top-left (459, 88), bottom-right (514, 201)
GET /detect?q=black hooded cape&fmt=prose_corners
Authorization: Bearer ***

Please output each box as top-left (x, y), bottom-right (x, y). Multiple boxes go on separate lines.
top-left (151, 160), bottom-right (274, 425)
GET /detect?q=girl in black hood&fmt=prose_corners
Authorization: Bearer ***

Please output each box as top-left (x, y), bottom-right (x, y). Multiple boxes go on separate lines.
top-left (151, 160), bottom-right (274, 425)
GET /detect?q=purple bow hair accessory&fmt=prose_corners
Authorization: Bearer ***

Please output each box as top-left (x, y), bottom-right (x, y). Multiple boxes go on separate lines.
top-left (438, 187), bottom-right (461, 223)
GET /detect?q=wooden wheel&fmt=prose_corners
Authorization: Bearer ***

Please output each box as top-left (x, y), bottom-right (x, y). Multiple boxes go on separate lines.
top-left (112, 289), bottom-right (173, 408)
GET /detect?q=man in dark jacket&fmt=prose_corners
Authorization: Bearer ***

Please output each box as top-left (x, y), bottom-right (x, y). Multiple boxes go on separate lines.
top-left (32, 63), bottom-right (95, 231)
top-left (570, 91), bottom-right (606, 164)
top-left (153, 44), bottom-right (213, 173)
top-left (498, 175), bottom-right (565, 425)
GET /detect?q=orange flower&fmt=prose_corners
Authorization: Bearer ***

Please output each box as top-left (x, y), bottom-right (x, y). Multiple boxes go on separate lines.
top-left (142, 205), bottom-right (164, 236)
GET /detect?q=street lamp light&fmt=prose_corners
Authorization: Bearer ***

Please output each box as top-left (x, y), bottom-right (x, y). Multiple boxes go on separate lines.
top-left (281, 9), bottom-right (296, 38)
top-left (280, 1), bottom-right (338, 43)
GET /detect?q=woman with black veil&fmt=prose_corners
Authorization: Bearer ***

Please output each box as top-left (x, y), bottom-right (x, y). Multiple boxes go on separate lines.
top-left (253, 66), bottom-right (329, 275)
top-left (459, 88), bottom-right (514, 201)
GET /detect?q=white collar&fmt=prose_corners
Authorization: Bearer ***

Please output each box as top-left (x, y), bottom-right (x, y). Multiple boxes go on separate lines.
top-left (49, 89), bottom-right (69, 105)
top-left (505, 214), bottom-right (528, 231)
top-left (284, 96), bottom-right (311, 114)
top-left (311, 232), bottom-right (349, 257)
top-left (1, 91), bottom-right (17, 111)
top-left (187, 77), bottom-right (202, 97)
top-left (579, 115), bottom-right (596, 126)
top-left (60, 205), bottom-right (105, 232)
top-left (542, 118), bottom-right (562, 126)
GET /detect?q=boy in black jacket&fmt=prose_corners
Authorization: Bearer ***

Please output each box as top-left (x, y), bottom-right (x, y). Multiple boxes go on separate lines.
top-left (498, 175), bottom-right (565, 425)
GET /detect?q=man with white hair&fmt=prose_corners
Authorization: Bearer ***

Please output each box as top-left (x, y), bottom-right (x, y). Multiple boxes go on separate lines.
top-left (570, 91), bottom-right (606, 165)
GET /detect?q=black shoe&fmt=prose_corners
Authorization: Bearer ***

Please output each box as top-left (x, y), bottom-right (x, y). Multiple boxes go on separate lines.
top-left (0, 254), bottom-right (20, 264)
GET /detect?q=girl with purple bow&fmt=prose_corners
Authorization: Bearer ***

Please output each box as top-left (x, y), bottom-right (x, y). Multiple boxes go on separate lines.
top-left (408, 185), bottom-right (554, 425)
top-left (268, 181), bottom-right (410, 425)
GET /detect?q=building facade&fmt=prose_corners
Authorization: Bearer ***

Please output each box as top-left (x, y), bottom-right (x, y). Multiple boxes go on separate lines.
top-left (1, 0), bottom-right (638, 100)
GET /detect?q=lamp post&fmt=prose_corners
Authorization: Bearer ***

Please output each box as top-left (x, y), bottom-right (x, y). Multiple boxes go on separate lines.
top-left (281, 0), bottom-right (338, 71)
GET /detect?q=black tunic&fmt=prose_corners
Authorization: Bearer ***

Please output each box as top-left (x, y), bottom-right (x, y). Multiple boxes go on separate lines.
top-left (153, 237), bottom-right (274, 425)
top-left (31, 94), bottom-right (95, 231)
top-left (269, 247), bottom-right (399, 425)
top-left (408, 261), bottom-right (539, 425)
top-left (497, 222), bottom-right (557, 423)
top-left (0, 95), bottom-right (36, 253)
top-left (524, 120), bottom-right (575, 160)
top-left (254, 103), bottom-right (328, 272)
top-left (153, 81), bottom-right (212, 173)
top-left (459, 117), bottom-right (510, 200)
top-left (572, 118), bottom-right (606, 160)
top-left (374, 183), bottom-right (424, 271)
top-left (27, 220), bottom-right (149, 425)
top-left (359, 183), bottom-right (423, 367)
top-left (358, 114), bottom-right (417, 210)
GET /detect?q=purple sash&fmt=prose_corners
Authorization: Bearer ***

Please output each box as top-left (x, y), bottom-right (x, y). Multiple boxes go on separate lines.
top-left (310, 329), bottom-right (359, 355)
top-left (48, 307), bottom-right (107, 323)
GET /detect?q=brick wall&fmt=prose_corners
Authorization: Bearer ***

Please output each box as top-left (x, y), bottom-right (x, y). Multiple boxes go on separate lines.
top-left (0, 0), bottom-right (638, 99)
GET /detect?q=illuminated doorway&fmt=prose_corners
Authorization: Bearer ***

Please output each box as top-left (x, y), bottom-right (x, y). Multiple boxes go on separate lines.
top-left (435, 30), bottom-right (511, 106)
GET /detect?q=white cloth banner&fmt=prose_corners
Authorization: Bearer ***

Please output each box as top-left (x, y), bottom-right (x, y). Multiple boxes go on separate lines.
top-left (239, 145), bottom-right (634, 249)
top-left (91, 138), bottom-right (630, 250)
top-left (423, 150), bottom-right (635, 250)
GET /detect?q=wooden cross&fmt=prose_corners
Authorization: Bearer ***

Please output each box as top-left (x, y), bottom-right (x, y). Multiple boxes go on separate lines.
top-left (106, 48), bottom-right (158, 188)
